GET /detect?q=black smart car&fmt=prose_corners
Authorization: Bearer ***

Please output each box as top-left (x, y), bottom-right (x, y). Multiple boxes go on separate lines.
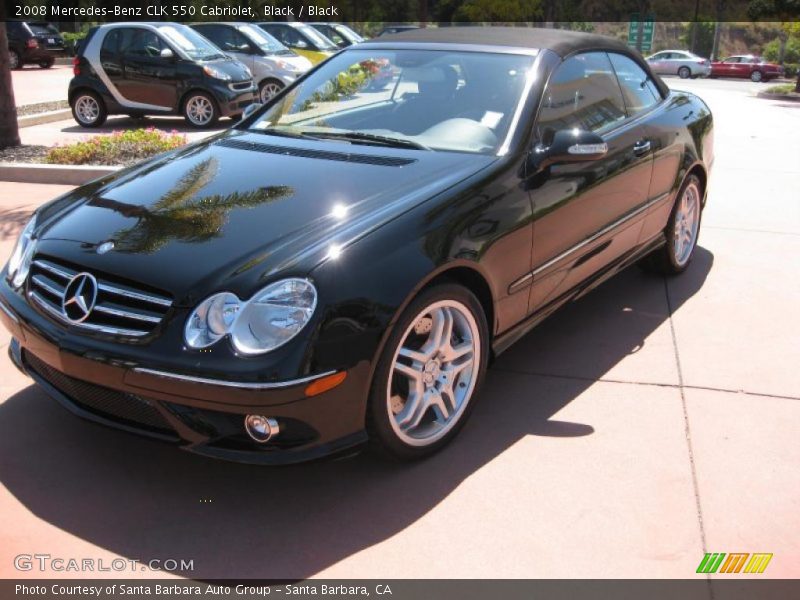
top-left (1, 28), bottom-right (713, 464)
top-left (68, 23), bottom-right (256, 128)
top-left (5, 21), bottom-right (65, 69)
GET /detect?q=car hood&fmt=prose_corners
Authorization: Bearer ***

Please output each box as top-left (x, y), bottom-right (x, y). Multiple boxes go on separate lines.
top-left (36, 130), bottom-right (496, 305)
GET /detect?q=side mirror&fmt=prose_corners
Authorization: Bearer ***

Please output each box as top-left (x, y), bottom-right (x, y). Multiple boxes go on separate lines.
top-left (240, 102), bottom-right (263, 122)
top-left (160, 48), bottom-right (174, 59)
top-left (531, 128), bottom-right (608, 170)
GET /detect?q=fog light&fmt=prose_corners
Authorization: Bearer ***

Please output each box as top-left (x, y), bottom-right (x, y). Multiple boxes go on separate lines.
top-left (244, 415), bottom-right (280, 443)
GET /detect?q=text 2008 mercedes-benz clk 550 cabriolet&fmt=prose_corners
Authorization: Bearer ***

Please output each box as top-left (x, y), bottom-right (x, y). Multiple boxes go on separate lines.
top-left (0, 28), bottom-right (713, 464)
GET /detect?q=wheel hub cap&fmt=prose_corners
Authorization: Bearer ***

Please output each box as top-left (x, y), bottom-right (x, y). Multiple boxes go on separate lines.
top-left (387, 301), bottom-right (480, 446)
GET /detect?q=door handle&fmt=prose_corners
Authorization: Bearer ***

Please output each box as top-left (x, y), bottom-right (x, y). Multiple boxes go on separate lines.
top-left (633, 139), bottom-right (651, 156)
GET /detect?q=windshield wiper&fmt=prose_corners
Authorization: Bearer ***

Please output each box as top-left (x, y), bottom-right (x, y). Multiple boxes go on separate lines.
top-left (309, 131), bottom-right (431, 151)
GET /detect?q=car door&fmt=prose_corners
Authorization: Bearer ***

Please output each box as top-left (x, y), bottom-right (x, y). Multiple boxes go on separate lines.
top-left (527, 51), bottom-right (656, 312)
top-left (719, 57), bottom-right (739, 77)
top-left (118, 27), bottom-right (177, 109)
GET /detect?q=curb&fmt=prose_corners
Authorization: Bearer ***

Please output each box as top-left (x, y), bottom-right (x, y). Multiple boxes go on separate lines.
top-left (0, 163), bottom-right (119, 185)
top-left (756, 91), bottom-right (800, 102)
top-left (17, 109), bottom-right (71, 128)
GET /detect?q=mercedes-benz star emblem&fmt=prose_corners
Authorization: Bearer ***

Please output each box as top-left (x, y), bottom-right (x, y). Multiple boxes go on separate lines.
top-left (62, 273), bottom-right (98, 323)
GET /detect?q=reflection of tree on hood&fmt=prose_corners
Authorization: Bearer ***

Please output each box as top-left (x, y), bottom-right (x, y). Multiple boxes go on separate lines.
top-left (89, 158), bottom-right (293, 254)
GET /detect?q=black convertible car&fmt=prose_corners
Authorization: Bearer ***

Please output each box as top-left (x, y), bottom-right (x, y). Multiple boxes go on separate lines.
top-left (0, 28), bottom-right (713, 464)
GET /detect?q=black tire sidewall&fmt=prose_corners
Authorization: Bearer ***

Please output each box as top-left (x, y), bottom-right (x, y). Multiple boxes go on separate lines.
top-left (367, 282), bottom-right (490, 461)
top-left (183, 92), bottom-right (219, 128)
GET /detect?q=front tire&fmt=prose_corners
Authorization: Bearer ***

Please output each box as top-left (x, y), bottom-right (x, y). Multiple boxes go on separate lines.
top-left (259, 79), bottom-right (284, 103)
top-left (367, 283), bottom-right (489, 461)
top-left (750, 70), bottom-right (763, 82)
top-left (641, 174), bottom-right (703, 275)
top-left (39, 59), bottom-right (54, 69)
top-left (71, 91), bottom-right (107, 128)
top-left (183, 92), bottom-right (219, 128)
top-left (678, 66), bottom-right (691, 79)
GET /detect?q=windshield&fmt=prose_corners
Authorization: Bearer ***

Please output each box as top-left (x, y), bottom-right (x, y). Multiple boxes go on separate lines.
top-left (29, 23), bottom-right (59, 36)
top-left (336, 25), bottom-right (364, 43)
top-left (295, 24), bottom-right (337, 51)
top-left (158, 25), bottom-right (224, 61)
top-left (239, 24), bottom-right (290, 55)
top-left (247, 49), bottom-right (534, 155)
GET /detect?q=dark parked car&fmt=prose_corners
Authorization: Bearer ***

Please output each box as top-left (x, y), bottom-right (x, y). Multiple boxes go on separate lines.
top-left (308, 22), bottom-right (365, 48)
top-left (710, 55), bottom-right (784, 82)
top-left (68, 23), bottom-right (256, 128)
top-left (5, 21), bottom-right (65, 69)
top-left (1, 28), bottom-right (713, 464)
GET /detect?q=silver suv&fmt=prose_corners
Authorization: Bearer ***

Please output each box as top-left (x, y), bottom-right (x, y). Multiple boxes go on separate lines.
top-left (191, 22), bottom-right (312, 103)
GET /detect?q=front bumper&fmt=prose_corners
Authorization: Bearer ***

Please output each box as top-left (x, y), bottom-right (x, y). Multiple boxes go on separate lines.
top-left (0, 288), bottom-right (368, 465)
top-left (210, 81), bottom-right (257, 117)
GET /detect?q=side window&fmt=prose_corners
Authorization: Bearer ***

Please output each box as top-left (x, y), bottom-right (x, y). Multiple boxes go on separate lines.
top-left (608, 53), bottom-right (661, 116)
top-left (231, 30), bottom-right (253, 53)
top-left (536, 52), bottom-right (627, 139)
top-left (123, 29), bottom-right (164, 58)
top-left (100, 29), bottom-right (121, 56)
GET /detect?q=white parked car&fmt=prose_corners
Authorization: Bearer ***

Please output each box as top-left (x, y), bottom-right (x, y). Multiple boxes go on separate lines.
top-left (191, 22), bottom-right (312, 103)
top-left (646, 50), bottom-right (712, 79)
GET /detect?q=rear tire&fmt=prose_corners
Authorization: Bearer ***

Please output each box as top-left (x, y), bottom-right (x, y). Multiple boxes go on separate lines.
top-left (367, 283), bottom-right (489, 461)
top-left (640, 174), bottom-right (703, 275)
top-left (678, 66), bottom-right (691, 79)
top-left (39, 59), bottom-right (54, 69)
top-left (71, 91), bottom-right (107, 128)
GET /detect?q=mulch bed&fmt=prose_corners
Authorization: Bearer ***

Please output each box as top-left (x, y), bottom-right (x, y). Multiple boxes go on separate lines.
top-left (16, 100), bottom-right (69, 117)
top-left (0, 144), bottom-right (49, 163)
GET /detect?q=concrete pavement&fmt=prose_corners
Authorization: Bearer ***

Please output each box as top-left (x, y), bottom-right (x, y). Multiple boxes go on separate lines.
top-left (10, 65), bottom-right (72, 107)
top-left (0, 78), bottom-right (797, 582)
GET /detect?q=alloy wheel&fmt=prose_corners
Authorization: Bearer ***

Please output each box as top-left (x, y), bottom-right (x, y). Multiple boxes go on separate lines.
top-left (751, 70), bottom-right (763, 82)
top-left (260, 81), bottom-right (283, 103)
top-left (673, 181), bottom-right (700, 266)
top-left (185, 95), bottom-right (215, 126)
top-left (386, 300), bottom-right (480, 447)
top-left (74, 95), bottom-right (100, 125)
top-left (678, 66), bottom-right (690, 79)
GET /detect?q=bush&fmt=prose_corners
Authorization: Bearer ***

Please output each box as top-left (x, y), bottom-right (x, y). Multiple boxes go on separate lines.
top-left (45, 128), bottom-right (187, 166)
top-left (783, 63), bottom-right (799, 79)
top-left (763, 37), bottom-right (800, 64)
top-left (764, 83), bottom-right (797, 95)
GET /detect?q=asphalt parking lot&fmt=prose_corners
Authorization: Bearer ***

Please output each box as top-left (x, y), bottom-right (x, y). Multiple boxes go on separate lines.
top-left (0, 76), bottom-right (798, 581)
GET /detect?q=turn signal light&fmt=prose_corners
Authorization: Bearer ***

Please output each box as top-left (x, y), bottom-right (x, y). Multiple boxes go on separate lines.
top-left (72, 57), bottom-right (80, 76)
top-left (26, 39), bottom-right (39, 49)
top-left (305, 371), bottom-right (347, 397)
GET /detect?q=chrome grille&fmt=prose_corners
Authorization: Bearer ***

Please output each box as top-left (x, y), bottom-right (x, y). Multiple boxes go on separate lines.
top-left (27, 257), bottom-right (172, 338)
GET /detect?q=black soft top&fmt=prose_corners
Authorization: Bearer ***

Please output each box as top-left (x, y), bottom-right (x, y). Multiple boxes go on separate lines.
top-left (362, 26), bottom-right (669, 97)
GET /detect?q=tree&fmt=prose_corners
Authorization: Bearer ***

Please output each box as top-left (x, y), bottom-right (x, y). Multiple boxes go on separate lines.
top-left (0, 23), bottom-right (21, 149)
top-left (748, 0), bottom-right (800, 91)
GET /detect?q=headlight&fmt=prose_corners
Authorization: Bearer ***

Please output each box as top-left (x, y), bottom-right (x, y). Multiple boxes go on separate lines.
top-left (203, 65), bottom-right (231, 81)
top-left (6, 215), bottom-right (37, 289)
top-left (184, 279), bottom-right (317, 355)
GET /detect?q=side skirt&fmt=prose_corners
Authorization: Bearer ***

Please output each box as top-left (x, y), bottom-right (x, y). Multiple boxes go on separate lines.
top-left (491, 233), bottom-right (667, 356)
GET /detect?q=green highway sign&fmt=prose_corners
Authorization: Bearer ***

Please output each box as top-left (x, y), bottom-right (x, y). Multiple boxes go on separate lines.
top-left (628, 14), bottom-right (655, 52)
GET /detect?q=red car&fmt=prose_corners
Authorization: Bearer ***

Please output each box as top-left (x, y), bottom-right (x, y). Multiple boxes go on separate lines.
top-left (710, 55), bottom-right (784, 82)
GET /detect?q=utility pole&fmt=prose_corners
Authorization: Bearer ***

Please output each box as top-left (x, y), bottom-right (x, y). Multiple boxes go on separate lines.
top-left (690, 0), bottom-right (700, 54)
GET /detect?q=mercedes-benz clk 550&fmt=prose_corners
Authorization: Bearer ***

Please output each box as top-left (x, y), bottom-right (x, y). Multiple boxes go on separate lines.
top-left (1, 28), bottom-right (713, 464)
